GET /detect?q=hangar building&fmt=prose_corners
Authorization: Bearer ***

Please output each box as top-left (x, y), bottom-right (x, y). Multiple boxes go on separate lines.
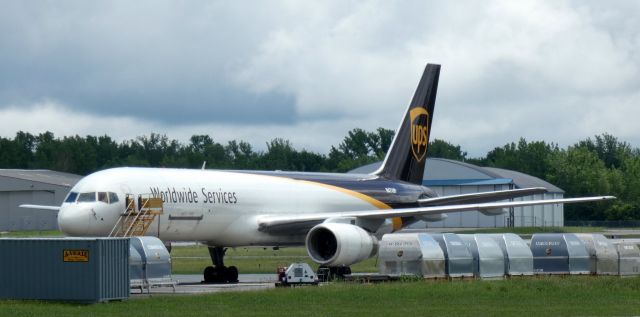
top-left (350, 158), bottom-right (565, 228)
top-left (0, 170), bottom-right (81, 231)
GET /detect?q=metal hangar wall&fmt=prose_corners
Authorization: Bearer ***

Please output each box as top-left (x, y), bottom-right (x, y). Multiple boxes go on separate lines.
top-left (350, 158), bottom-right (565, 228)
top-left (0, 170), bottom-right (81, 231)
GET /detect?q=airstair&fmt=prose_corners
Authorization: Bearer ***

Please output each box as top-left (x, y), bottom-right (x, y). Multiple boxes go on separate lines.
top-left (109, 194), bottom-right (163, 237)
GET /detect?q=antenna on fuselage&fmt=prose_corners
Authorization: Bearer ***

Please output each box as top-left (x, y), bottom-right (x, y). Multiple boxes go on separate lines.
top-left (201, 161), bottom-right (207, 170)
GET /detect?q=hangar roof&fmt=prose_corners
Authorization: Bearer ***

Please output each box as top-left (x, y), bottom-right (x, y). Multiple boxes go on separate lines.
top-left (0, 169), bottom-right (82, 187)
top-left (349, 158), bottom-right (564, 193)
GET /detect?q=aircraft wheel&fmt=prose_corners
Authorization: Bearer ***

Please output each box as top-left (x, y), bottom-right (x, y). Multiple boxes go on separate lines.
top-left (226, 266), bottom-right (239, 283)
top-left (203, 266), bottom-right (216, 283)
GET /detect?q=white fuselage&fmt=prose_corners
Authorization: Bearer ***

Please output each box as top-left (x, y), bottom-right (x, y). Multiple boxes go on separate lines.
top-left (57, 167), bottom-right (387, 246)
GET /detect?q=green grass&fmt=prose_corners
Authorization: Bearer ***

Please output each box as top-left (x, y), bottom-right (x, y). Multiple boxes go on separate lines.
top-left (0, 230), bottom-right (64, 238)
top-left (171, 245), bottom-right (378, 274)
top-left (1, 276), bottom-right (639, 316)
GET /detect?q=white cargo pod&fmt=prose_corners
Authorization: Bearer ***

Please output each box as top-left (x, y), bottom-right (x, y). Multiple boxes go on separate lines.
top-left (459, 234), bottom-right (505, 279)
top-left (575, 234), bottom-right (619, 275)
top-left (530, 233), bottom-right (590, 275)
top-left (429, 233), bottom-right (474, 278)
top-left (377, 233), bottom-right (446, 278)
top-left (129, 237), bottom-right (174, 290)
top-left (489, 233), bottom-right (534, 276)
top-left (616, 243), bottom-right (640, 276)
top-left (129, 245), bottom-right (145, 290)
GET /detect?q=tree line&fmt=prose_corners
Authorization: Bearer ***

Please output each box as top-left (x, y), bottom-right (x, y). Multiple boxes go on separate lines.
top-left (0, 130), bottom-right (636, 221)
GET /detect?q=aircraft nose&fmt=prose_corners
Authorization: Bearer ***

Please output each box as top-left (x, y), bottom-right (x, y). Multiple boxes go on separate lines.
top-left (58, 206), bottom-right (92, 236)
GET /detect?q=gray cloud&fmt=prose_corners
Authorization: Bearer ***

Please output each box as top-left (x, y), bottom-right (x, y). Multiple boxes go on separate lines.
top-left (0, 1), bottom-right (639, 156)
top-left (0, 1), bottom-right (298, 124)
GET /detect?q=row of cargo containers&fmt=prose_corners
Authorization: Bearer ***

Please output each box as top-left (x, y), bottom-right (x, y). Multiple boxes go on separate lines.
top-left (378, 233), bottom-right (640, 279)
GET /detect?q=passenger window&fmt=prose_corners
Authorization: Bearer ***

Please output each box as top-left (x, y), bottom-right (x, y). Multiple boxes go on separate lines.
top-left (77, 192), bottom-right (96, 202)
top-left (98, 192), bottom-right (108, 203)
top-left (65, 192), bottom-right (78, 203)
top-left (109, 192), bottom-right (119, 204)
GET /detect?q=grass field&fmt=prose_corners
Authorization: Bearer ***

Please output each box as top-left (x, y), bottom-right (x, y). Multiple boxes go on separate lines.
top-left (1, 276), bottom-right (639, 317)
top-left (0, 230), bottom-right (64, 238)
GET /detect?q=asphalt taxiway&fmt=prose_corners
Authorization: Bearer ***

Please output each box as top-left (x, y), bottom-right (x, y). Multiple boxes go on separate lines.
top-left (131, 274), bottom-right (279, 297)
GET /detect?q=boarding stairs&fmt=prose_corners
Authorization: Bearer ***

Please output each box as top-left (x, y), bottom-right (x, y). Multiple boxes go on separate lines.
top-left (109, 194), bottom-right (163, 237)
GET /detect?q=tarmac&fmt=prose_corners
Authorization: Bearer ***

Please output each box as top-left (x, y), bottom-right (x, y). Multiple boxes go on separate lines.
top-left (131, 274), bottom-right (279, 297)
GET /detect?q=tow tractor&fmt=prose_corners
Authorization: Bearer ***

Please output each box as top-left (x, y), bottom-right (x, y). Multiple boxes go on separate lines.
top-left (275, 263), bottom-right (318, 287)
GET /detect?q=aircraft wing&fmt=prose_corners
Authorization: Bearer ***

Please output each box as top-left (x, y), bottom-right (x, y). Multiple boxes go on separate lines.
top-left (418, 187), bottom-right (548, 206)
top-left (257, 195), bottom-right (615, 233)
top-left (19, 204), bottom-right (61, 211)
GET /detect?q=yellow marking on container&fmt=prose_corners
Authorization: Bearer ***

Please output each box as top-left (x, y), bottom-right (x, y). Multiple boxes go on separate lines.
top-left (63, 249), bottom-right (89, 262)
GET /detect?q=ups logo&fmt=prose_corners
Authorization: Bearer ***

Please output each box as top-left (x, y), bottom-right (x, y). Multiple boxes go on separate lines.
top-left (409, 107), bottom-right (429, 162)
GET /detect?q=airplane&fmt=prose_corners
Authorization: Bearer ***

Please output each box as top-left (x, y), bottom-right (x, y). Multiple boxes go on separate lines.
top-left (21, 63), bottom-right (615, 283)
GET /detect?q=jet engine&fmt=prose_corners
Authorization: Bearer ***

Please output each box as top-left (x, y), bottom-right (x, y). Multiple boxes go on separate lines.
top-left (416, 213), bottom-right (448, 222)
top-left (305, 223), bottom-right (378, 266)
top-left (479, 207), bottom-right (508, 216)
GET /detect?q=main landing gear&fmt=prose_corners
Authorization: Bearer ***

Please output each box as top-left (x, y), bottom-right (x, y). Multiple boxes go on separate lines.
top-left (203, 246), bottom-right (239, 284)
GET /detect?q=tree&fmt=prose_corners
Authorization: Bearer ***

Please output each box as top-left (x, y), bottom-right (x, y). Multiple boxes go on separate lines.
top-left (262, 138), bottom-right (296, 170)
top-left (428, 139), bottom-right (467, 161)
top-left (480, 138), bottom-right (558, 179)
top-left (576, 133), bottom-right (634, 169)
top-left (546, 146), bottom-right (614, 220)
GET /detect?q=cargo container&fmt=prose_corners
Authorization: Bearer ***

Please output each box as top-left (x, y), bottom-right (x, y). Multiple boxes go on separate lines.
top-left (530, 233), bottom-right (590, 275)
top-left (616, 243), bottom-right (640, 276)
top-left (489, 233), bottom-right (534, 276)
top-left (129, 245), bottom-right (145, 290)
top-left (429, 233), bottom-right (474, 278)
top-left (0, 238), bottom-right (129, 303)
top-left (129, 237), bottom-right (174, 291)
top-left (575, 234), bottom-right (619, 275)
top-left (459, 234), bottom-right (505, 279)
top-left (377, 233), bottom-right (446, 278)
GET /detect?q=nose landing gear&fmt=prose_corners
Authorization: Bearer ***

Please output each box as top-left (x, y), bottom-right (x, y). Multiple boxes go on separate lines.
top-left (203, 246), bottom-right (239, 284)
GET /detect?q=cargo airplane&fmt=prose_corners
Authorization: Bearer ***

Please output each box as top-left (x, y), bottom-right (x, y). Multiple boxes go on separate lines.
top-left (21, 64), bottom-right (614, 283)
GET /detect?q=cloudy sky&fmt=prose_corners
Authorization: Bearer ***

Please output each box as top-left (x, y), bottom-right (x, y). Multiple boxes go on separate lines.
top-left (1, 1), bottom-right (639, 157)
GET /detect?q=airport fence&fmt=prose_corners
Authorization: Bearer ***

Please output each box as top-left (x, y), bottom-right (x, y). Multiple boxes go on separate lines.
top-left (565, 220), bottom-right (640, 228)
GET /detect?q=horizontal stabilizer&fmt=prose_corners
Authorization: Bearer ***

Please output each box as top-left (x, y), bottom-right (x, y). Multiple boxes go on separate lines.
top-left (19, 204), bottom-right (60, 211)
top-left (418, 187), bottom-right (548, 206)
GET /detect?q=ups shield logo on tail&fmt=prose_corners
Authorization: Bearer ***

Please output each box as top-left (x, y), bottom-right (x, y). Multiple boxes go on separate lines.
top-left (409, 107), bottom-right (429, 162)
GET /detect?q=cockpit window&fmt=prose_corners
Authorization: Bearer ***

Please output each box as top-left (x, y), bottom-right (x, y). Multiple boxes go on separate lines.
top-left (65, 192), bottom-right (78, 203)
top-left (108, 192), bottom-right (119, 204)
top-left (77, 192), bottom-right (96, 202)
top-left (98, 192), bottom-right (108, 203)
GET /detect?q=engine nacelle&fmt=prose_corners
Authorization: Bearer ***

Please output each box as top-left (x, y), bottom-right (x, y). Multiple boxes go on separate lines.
top-left (416, 213), bottom-right (448, 222)
top-left (479, 207), bottom-right (508, 216)
top-left (305, 223), bottom-right (378, 266)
